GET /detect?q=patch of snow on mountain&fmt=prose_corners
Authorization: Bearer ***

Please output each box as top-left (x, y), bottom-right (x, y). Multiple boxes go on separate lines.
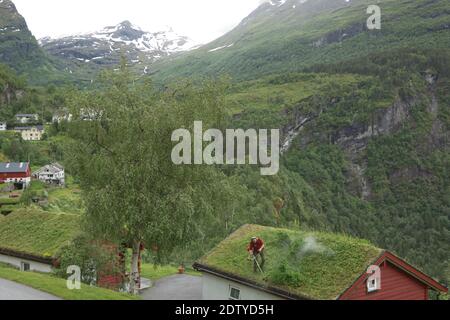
top-left (208, 43), bottom-right (234, 53)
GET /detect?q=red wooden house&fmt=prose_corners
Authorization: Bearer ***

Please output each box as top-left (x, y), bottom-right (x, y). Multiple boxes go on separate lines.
top-left (0, 162), bottom-right (31, 188)
top-left (339, 251), bottom-right (448, 300)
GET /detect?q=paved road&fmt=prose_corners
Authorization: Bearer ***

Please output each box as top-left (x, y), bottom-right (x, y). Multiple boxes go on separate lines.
top-left (0, 278), bottom-right (61, 300)
top-left (140, 274), bottom-right (202, 300)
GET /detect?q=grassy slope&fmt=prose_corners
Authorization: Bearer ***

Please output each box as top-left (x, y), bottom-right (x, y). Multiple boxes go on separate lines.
top-left (199, 224), bottom-right (381, 300)
top-left (225, 72), bottom-right (372, 131)
top-left (0, 264), bottom-right (139, 300)
top-left (0, 208), bottom-right (79, 257)
top-left (46, 186), bottom-right (83, 214)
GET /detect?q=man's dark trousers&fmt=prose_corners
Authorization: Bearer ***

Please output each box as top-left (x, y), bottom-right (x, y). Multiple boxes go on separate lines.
top-left (253, 249), bottom-right (265, 272)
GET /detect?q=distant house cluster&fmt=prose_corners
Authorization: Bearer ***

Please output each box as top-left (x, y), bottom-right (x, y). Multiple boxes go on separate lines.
top-left (0, 114), bottom-right (45, 141)
top-left (0, 162), bottom-right (65, 190)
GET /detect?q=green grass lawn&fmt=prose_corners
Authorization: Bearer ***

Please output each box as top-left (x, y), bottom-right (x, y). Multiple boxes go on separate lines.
top-left (0, 264), bottom-right (139, 300)
top-left (140, 264), bottom-right (179, 281)
top-left (0, 197), bottom-right (21, 205)
top-left (46, 185), bottom-right (83, 214)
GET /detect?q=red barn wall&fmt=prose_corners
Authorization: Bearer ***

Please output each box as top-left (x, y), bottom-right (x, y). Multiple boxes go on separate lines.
top-left (0, 166), bottom-right (31, 181)
top-left (340, 261), bottom-right (428, 300)
top-left (0, 172), bottom-right (30, 180)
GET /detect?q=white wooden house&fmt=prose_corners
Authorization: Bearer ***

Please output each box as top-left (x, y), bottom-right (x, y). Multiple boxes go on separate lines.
top-left (15, 114), bottom-right (39, 124)
top-left (33, 163), bottom-right (65, 186)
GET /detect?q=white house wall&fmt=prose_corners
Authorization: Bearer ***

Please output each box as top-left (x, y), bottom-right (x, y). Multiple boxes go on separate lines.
top-left (4, 177), bottom-right (30, 186)
top-left (201, 273), bottom-right (284, 300)
top-left (0, 253), bottom-right (52, 273)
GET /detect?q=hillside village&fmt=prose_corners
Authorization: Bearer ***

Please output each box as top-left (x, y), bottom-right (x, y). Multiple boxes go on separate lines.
top-left (0, 0), bottom-right (449, 302)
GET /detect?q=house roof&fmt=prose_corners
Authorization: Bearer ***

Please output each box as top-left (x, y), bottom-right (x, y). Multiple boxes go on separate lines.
top-left (0, 208), bottom-right (79, 260)
top-left (0, 162), bottom-right (29, 173)
top-left (34, 163), bottom-right (64, 175)
top-left (15, 114), bottom-right (37, 117)
top-left (14, 125), bottom-right (44, 131)
top-left (194, 224), bottom-right (448, 300)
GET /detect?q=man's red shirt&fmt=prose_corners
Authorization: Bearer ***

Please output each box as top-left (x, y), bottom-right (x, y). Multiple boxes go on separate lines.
top-left (248, 238), bottom-right (265, 253)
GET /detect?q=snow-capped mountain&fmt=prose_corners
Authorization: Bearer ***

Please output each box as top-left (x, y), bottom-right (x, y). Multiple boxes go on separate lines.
top-left (40, 21), bottom-right (197, 71)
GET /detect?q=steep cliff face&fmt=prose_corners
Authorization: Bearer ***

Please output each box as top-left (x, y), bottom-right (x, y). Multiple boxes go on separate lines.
top-left (0, 63), bottom-right (25, 106)
top-left (0, 83), bottom-right (22, 105)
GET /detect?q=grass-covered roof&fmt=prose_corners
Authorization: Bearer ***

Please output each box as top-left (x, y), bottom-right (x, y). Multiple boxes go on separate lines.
top-left (0, 208), bottom-right (80, 259)
top-left (197, 224), bottom-right (383, 300)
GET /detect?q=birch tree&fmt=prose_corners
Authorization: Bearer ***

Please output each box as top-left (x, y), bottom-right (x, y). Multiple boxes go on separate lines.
top-left (66, 63), bottom-right (232, 294)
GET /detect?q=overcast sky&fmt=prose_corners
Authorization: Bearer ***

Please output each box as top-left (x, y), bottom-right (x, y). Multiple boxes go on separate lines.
top-left (13, 0), bottom-right (265, 44)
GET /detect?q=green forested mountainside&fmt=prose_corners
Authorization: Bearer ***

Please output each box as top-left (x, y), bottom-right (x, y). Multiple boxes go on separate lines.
top-left (198, 48), bottom-right (449, 283)
top-left (151, 0), bottom-right (450, 83)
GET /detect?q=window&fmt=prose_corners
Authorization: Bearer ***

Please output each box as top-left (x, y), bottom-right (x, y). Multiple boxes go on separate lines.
top-left (21, 262), bottom-right (30, 272)
top-left (367, 277), bottom-right (379, 293)
top-left (229, 286), bottom-right (241, 300)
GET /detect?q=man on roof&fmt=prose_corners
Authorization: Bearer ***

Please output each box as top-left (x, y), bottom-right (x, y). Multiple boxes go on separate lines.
top-left (247, 236), bottom-right (265, 273)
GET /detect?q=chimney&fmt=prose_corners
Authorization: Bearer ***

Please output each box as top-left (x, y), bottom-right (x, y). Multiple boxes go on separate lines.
top-left (6, 163), bottom-right (10, 168)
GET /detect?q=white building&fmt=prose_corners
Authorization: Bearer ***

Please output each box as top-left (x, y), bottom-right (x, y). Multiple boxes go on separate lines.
top-left (15, 114), bottom-right (39, 124)
top-left (52, 111), bottom-right (73, 123)
top-left (14, 125), bottom-right (45, 141)
top-left (0, 122), bottom-right (7, 131)
top-left (198, 272), bottom-right (284, 300)
top-left (0, 250), bottom-right (53, 273)
top-left (33, 163), bottom-right (65, 185)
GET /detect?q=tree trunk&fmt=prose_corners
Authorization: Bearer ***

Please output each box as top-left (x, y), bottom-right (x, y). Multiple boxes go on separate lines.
top-left (129, 240), bottom-right (141, 295)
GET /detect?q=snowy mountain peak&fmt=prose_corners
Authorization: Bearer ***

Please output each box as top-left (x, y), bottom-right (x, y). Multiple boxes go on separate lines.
top-left (39, 21), bottom-right (197, 71)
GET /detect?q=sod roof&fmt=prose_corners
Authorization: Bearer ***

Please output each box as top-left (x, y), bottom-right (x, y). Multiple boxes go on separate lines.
top-left (196, 224), bottom-right (383, 300)
top-left (0, 208), bottom-right (80, 259)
